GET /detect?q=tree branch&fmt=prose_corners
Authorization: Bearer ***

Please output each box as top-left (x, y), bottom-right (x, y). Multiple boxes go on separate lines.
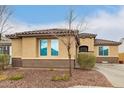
top-left (0, 6), bottom-right (12, 38)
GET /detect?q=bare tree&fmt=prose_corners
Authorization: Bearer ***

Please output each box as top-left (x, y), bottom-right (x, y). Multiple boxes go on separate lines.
top-left (50, 10), bottom-right (77, 76)
top-left (65, 9), bottom-right (76, 77)
top-left (51, 10), bottom-right (74, 76)
top-left (0, 5), bottom-right (12, 40)
top-left (0, 6), bottom-right (12, 70)
top-left (52, 9), bottom-right (86, 77)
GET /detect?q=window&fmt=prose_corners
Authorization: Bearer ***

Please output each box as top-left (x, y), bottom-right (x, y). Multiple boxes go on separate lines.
top-left (40, 40), bottom-right (48, 56)
top-left (0, 46), bottom-right (9, 54)
top-left (51, 39), bottom-right (59, 56)
top-left (99, 46), bottom-right (109, 56)
top-left (79, 46), bottom-right (88, 52)
top-left (4, 46), bottom-right (9, 54)
top-left (0, 47), bottom-right (2, 54)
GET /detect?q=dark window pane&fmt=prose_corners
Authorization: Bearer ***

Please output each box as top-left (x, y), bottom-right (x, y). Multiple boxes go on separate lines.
top-left (79, 46), bottom-right (88, 52)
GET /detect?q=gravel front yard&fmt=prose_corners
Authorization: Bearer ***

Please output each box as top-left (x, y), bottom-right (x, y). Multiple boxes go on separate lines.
top-left (0, 68), bottom-right (112, 88)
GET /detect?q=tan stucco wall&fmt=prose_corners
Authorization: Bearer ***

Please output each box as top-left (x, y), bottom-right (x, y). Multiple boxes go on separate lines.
top-left (11, 36), bottom-right (119, 59)
top-left (11, 36), bottom-right (76, 59)
top-left (119, 53), bottom-right (124, 61)
top-left (22, 37), bottom-right (37, 58)
top-left (94, 46), bottom-right (119, 57)
top-left (12, 39), bottom-right (22, 57)
top-left (80, 38), bottom-right (94, 52)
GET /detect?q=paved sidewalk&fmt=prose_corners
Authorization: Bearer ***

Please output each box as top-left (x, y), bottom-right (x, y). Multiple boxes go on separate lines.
top-left (96, 63), bottom-right (124, 88)
top-left (70, 86), bottom-right (108, 88)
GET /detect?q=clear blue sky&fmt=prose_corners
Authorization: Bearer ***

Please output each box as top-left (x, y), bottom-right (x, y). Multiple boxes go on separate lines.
top-left (11, 5), bottom-right (120, 24)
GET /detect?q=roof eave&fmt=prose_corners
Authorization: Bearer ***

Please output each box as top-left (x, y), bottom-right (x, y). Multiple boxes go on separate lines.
top-left (94, 43), bottom-right (121, 46)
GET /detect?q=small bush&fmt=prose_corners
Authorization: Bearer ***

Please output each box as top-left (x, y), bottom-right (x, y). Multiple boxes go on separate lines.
top-left (77, 53), bottom-right (96, 70)
top-left (62, 74), bottom-right (70, 81)
top-left (51, 74), bottom-right (70, 81)
top-left (51, 76), bottom-right (62, 81)
top-left (9, 73), bottom-right (24, 80)
top-left (0, 54), bottom-right (9, 70)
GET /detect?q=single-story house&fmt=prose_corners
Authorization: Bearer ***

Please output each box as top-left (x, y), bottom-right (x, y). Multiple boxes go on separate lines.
top-left (6, 28), bottom-right (121, 68)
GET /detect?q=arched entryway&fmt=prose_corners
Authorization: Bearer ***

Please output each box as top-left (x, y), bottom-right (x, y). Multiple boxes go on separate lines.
top-left (79, 45), bottom-right (88, 52)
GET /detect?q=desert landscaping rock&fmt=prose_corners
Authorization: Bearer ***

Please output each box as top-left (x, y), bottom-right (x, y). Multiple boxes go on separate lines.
top-left (0, 68), bottom-right (112, 88)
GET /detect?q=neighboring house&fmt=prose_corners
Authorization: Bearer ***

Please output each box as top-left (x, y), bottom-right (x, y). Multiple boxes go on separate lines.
top-left (0, 36), bottom-right (11, 55)
top-left (6, 28), bottom-right (121, 68)
top-left (0, 36), bottom-right (12, 64)
top-left (119, 38), bottom-right (124, 62)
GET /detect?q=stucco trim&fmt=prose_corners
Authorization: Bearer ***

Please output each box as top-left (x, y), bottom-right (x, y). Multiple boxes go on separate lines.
top-left (22, 59), bottom-right (75, 68)
top-left (12, 58), bottom-right (76, 68)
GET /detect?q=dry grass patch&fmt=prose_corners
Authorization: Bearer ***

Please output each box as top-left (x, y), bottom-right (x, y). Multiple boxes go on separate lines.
top-left (0, 75), bottom-right (7, 81)
top-left (8, 73), bottom-right (24, 81)
top-left (51, 74), bottom-right (70, 81)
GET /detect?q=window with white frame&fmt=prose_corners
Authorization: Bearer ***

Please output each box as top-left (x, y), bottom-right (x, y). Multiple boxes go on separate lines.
top-left (51, 39), bottom-right (59, 56)
top-left (40, 39), bottom-right (48, 56)
top-left (99, 46), bottom-right (109, 56)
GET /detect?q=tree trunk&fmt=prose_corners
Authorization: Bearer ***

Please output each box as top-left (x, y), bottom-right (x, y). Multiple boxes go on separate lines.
top-left (1, 62), bottom-right (4, 70)
top-left (2, 65), bottom-right (4, 70)
top-left (74, 45), bottom-right (78, 68)
top-left (67, 46), bottom-right (72, 77)
top-left (69, 55), bottom-right (72, 77)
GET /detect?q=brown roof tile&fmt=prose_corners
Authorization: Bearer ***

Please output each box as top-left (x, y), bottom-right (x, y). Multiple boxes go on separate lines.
top-left (6, 28), bottom-right (121, 46)
top-left (95, 39), bottom-right (121, 46)
top-left (6, 28), bottom-right (97, 39)
top-left (79, 33), bottom-right (97, 38)
top-left (6, 28), bottom-right (78, 39)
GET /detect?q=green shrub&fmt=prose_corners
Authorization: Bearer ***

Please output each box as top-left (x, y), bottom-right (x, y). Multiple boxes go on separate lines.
top-left (77, 53), bottom-right (96, 70)
top-left (0, 54), bottom-right (9, 64)
top-left (51, 74), bottom-right (70, 81)
top-left (51, 76), bottom-right (62, 81)
top-left (0, 54), bottom-right (9, 70)
top-left (9, 74), bottom-right (24, 80)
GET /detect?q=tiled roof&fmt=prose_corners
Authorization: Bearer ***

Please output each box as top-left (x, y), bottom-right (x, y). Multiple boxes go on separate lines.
top-left (6, 28), bottom-right (78, 39)
top-left (6, 28), bottom-right (97, 39)
top-left (95, 39), bottom-right (121, 46)
top-left (5, 28), bottom-right (121, 46)
top-left (79, 33), bottom-right (97, 38)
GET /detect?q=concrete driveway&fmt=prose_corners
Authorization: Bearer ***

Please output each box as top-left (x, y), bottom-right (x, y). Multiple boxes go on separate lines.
top-left (96, 63), bottom-right (124, 88)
